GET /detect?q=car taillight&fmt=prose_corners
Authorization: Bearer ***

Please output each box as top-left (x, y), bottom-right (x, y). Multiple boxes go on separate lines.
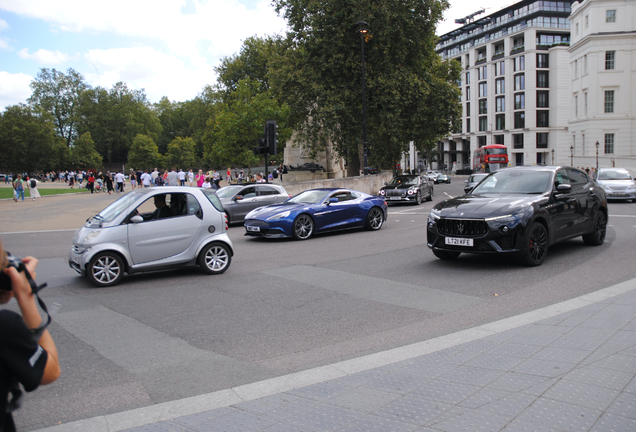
top-left (224, 213), bottom-right (228, 230)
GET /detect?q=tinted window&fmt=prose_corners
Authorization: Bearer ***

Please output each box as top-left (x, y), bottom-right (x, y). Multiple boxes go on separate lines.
top-left (555, 169), bottom-right (569, 185)
top-left (258, 186), bottom-right (281, 196)
top-left (186, 194), bottom-right (201, 215)
top-left (201, 189), bottom-right (224, 212)
top-left (566, 168), bottom-right (589, 189)
top-left (240, 187), bottom-right (257, 198)
top-left (330, 191), bottom-right (355, 202)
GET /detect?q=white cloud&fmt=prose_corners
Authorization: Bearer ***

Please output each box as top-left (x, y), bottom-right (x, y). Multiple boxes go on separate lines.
top-left (0, 71), bottom-right (33, 109)
top-left (18, 48), bottom-right (74, 64)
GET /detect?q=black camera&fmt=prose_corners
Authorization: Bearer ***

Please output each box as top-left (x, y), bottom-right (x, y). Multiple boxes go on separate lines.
top-left (0, 252), bottom-right (26, 291)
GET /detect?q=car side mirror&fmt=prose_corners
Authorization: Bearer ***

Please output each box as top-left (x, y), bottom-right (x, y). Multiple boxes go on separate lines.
top-left (131, 215), bottom-right (144, 224)
top-left (464, 180), bottom-right (469, 183)
top-left (384, 182), bottom-right (388, 186)
top-left (235, 195), bottom-right (243, 201)
top-left (328, 198), bottom-right (338, 205)
top-left (556, 183), bottom-right (572, 193)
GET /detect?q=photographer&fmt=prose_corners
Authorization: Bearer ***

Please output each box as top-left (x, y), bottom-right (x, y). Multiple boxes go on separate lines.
top-left (1, 238), bottom-right (60, 431)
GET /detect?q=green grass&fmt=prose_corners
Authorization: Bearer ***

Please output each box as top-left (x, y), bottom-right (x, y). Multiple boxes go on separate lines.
top-left (0, 188), bottom-right (89, 200)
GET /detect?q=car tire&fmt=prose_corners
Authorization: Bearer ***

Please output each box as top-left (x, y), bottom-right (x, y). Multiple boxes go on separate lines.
top-left (366, 207), bottom-right (384, 231)
top-left (433, 250), bottom-right (461, 260)
top-left (199, 242), bottom-right (232, 274)
top-left (292, 214), bottom-right (314, 240)
top-left (520, 222), bottom-right (549, 266)
top-left (582, 212), bottom-right (607, 246)
top-left (426, 188), bottom-right (433, 202)
top-left (415, 192), bottom-right (422, 205)
top-left (88, 252), bottom-right (125, 287)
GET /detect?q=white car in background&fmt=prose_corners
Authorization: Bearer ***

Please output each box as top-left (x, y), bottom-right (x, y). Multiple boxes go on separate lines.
top-left (594, 168), bottom-right (636, 202)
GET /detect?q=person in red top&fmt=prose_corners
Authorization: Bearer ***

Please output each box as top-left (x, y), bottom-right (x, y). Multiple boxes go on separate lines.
top-left (87, 172), bottom-right (96, 194)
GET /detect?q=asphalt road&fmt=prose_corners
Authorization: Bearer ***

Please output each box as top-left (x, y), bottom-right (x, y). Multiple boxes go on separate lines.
top-left (2, 180), bottom-right (636, 431)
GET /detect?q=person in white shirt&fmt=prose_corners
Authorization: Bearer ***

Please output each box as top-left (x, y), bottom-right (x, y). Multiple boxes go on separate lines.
top-left (151, 168), bottom-right (159, 184)
top-left (115, 171), bottom-right (125, 193)
top-left (202, 178), bottom-right (212, 189)
top-left (141, 170), bottom-right (152, 187)
top-left (188, 169), bottom-right (194, 187)
top-left (178, 169), bottom-right (186, 186)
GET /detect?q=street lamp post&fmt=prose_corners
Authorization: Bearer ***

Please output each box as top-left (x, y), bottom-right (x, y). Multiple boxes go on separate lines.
top-left (551, 149), bottom-right (554, 165)
top-left (570, 145), bottom-right (574, 166)
top-left (595, 141), bottom-right (600, 172)
top-left (356, 20), bottom-right (369, 176)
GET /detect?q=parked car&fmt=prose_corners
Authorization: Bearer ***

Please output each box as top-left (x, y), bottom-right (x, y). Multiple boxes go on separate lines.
top-left (244, 188), bottom-right (387, 240)
top-left (215, 183), bottom-right (291, 223)
top-left (69, 187), bottom-right (233, 287)
top-left (464, 173), bottom-right (489, 194)
top-left (379, 175), bottom-right (433, 205)
top-left (426, 171), bottom-right (440, 182)
top-left (593, 168), bottom-right (636, 202)
top-left (427, 166), bottom-right (608, 266)
top-left (436, 174), bottom-right (451, 184)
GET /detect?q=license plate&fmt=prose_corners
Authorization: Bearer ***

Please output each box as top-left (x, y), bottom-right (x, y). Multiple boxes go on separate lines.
top-left (445, 237), bottom-right (473, 247)
top-left (388, 196), bottom-right (402, 200)
top-left (246, 226), bottom-right (260, 232)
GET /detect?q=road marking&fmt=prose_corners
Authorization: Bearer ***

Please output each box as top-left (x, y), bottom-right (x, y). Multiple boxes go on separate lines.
top-left (444, 192), bottom-right (454, 198)
top-left (609, 215), bottom-right (636, 218)
top-left (0, 228), bottom-right (78, 235)
top-left (263, 265), bottom-right (484, 314)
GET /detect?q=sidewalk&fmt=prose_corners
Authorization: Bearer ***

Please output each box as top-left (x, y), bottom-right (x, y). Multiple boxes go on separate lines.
top-left (36, 278), bottom-right (636, 432)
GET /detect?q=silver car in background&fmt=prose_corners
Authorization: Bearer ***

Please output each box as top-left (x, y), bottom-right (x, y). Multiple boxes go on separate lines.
top-left (215, 183), bottom-right (291, 223)
top-left (69, 187), bottom-right (234, 287)
top-left (594, 168), bottom-right (636, 202)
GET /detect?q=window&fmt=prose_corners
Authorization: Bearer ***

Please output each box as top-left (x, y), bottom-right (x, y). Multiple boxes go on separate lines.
top-left (582, 134), bottom-right (586, 155)
top-left (515, 153), bottom-right (524, 166)
top-left (478, 136), bottom-right (487, 147)
top-left (584, 55), bottom-right (588, 74)
top-left (537, 110), bottom-right (549, 127)
top-left (537, 71), bottom-right (549, 88)
top-left (606, 10), bottom-right (616, 23)
top-left (479, 99), bottom-right (487, 114)
top-left (575, 23), bottom-right (579, 35)
top-left (514, 74), bottom-right (525, 90)
top-left (514, 55), bottom-right (525, 71)
top-left (513, 134), bottom-right (524, 149)
top-left (585, 15), bottom-right (589, 28)
top-left (479, 116), bottom-right (487, 131)
top-left (258, 186), bottom-right (282, 195)
top-left (466, 118), bottom-right (471, 133)
top-left (478, 66), bottom-right (487, 80)
top-left (574, 95), bottom-right (578, 117)
top-left (495, 78), bottom-right (505, 94)
top-left (466, 86), bottom-right (470, 100)
top-left (537, 91), bottom-right (549, 108)
top-left (605, 51), bottom-right (615, 70)
top-left (584, 92), bottom-right (588, 115)
top-left (513, 37), bottom-right (524, 50)
top-left (496, 96), bottom-right (505, 112)
top-left (466, 102), bottom-right (470, 117)
top-left (604, 133), bottom-right (614, 153)
top-left (514, 112), bottom-right (525, 129)
top-left (537, 133), bottom-right (548, 149)
top-left (537, 54), bottom-right (549, 68)
top-left (465, 72), bottom-right (470, 85)
top-left (514, 93), bottom-right (525, 110)
top-left (605, 90), bottom-right (614, 113)
top-left (496, 114), bottom-right (505, 130)
top-left (494, 135), bottom-right (504, 144)
top-left (494, 61), bottom-right (505, 76)
top-left (479, 82), bottom-right (487, 97)
top-left (574, 60), bottom-right (578, 78)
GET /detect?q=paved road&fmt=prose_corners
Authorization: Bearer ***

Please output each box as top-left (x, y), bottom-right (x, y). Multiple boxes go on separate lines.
top-left (1, 180), bottom-right (635, 431)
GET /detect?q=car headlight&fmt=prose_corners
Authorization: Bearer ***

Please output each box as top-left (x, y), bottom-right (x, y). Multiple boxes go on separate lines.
top-left (485, 207), bottom-right (532, 227)
top-left (428, 209), bottom-right (441, 222)
top-left (407, 188), bottom-right (416, 195)
top-left (267, 211), bottom-right (291, 220)
top-left (379, 190), bottom-right (385, 195)
top-left (82, 231), bottom-right (101, 243)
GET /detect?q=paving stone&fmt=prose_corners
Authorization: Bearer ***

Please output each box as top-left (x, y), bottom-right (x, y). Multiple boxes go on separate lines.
top-left (479, 392), bottom-right (536, 418)
top-left (541, 379), bottom-right (620, 410)
top-left (261, 422), bottom-right (312, 432)
top-left (500, 417), bottom-right (562, 432)
top-left (454, 339), bottom-right (501, 355)
top-left (512, 358), bottom-right (575, 378)
top-left (427, 408), bottom-right (512, 432)
top-left (622, 376), bottom-right (636, 394)
top-left (287, 378), bottom-right (363, 402)
top-left (437, 365), bottom-right (504, 387)
top-left (591, 412), bottom-right (636, 432)
top-left (485, 342), bottom-right (543, 359)
top-left (360, 371), bottom-right (432, 395)
top-left (333, 414), bottom-right (422, 431)
top-left (463, 352), bottom-right (525, 372)
top-left (264, 395), bottom-right (319, 421)
top-left (611, 290), bottom-right (636, 305)
top-left (537, 310), bottom-right (577, 326)
top-left (606, 393), bottom-right (636, 420)
top-left (396, 360), bottom-right (458, 380)
top-left (505, 330), bottom-right (564, 347)
top-left (520, 377), bottom-right (559, 396)
top-left (193, 410), bottom-right (276, 432)
top-left (556, 304), bottom-right (608, 327)
top-left (514, 398), bottom-right (602, 431)
top-left (232, 393), bottom-right (308, 416)
top-left (531, 346), bottom-right (592, 364)
top-left (122, 420), bottom-right (193, 432)
top-left (408, 379), bottom-right (480, 405)
top-left (323, 387), bottom-right (402, 413)
top-left (444, 349), bottom-right (484, 365)
top-left (458, 388), bottom-right (513, 409)
top-left (563, 365), bottom-right (635, 391)
top-left (579, 305), bottom-right (635, 330)
top-left (590, 353), bottom-right (636, 374)
top-left (174, 408), bottom-right (236, 427)
top-left (370, 395), bottom-right (453, 426)
top-left (281, 404), bottom-right (362, 432)
top-left (487, 372), bottom-right (551, 392)
top-left (549, 327), bottom-right (617, 351)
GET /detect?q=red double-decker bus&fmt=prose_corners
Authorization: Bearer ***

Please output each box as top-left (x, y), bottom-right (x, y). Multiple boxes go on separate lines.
top-left (472, 144), bottom-right (509, 173)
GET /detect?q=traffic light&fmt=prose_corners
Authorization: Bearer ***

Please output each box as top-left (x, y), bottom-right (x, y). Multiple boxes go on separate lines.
top-left (253, 137), bottom-right (267, 155)
top-left (266, 121), bottom-right (278, 155)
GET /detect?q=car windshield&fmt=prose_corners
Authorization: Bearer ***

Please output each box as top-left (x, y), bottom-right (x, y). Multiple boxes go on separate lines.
top-left (598, 170), bottom-right (632, 181)
top-left (287, 190), bottom-right (331, 204)
top-left (215, 186), bottom-right (241, 198)
top-left (97, 191), bottom-right (146, 222)
top-left (201, 189), bottom-right (224, 212)
top-left (387, 176), bottom-right (419, 186)
top-left (472, 171), bottom-right (552, 194)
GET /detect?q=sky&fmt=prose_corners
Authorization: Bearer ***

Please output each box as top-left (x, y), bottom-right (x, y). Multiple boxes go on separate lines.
top-left (0, 0), bottom-right (514, 111)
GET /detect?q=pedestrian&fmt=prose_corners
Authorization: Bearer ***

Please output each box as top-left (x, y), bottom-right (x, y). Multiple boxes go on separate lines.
top-left (226, 167), bottom-right (232, 184)
top-left (151, 168), bottom-right (159, 185)
top-left (188, 169), bottom-right (194, 187)
top-left (238, 170), bottom-right (244, 184)
top-left (196, 169), bottom-right (205, 187)
top-left (141, 170), bottom-right (152, 188)
top-left (115, 171), bottom-right (125, 193)
top-left (168, 168), bottom-right (178, 186)
top-left (0, 238), bottom-right (61, 431)
top-left (87, 172), bottom-right (95, 194)
top-left (13, 175), bottom-right (25, 202)
top-left (129, 171), bottom-right (137, 190)
top-left (202, 177), bottom-right (212, 189)
top-left (27, 177), bottom-right (41, 200)
top-left (212, 170), bottom-right (220, 190)
top-left (178, 169), bottom-right (186, 186)
top-left (68, 175), bottom-right (75, 189)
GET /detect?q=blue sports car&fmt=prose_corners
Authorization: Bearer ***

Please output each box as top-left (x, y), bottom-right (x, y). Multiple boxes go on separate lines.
top-left (244, 188), bottom-right (388, 240)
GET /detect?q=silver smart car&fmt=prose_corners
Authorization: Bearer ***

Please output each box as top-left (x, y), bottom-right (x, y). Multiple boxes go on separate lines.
top-left (69, 187), bottom-right (234, 287)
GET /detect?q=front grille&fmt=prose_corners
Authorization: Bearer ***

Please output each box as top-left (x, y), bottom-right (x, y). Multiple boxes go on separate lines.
top-left (437, 219), bottom-right (488, 237)
top-left (245, 219), bottom-right (269, 227)
top-left (385, 189), bottom-right (406, 197)
top-left (610, 186), bottom-right (627, 191)
top-left (494, 234), bottom-right (516, 250)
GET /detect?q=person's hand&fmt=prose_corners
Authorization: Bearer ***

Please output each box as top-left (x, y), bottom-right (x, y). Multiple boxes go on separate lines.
top-left (3, 256), bottom-right (38, 301)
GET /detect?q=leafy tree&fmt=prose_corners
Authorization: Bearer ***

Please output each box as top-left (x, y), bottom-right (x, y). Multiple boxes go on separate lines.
top-left (0, 104), bottom-right (68, 173)
top-left (203, 78), bottom-right (290, 169)
top-left (270, 0), bottom-right (458, 175)
top-left (27, 68), bottom-right (89, 147)
top-left (128, 134), bottom-right (163, 170)
top-left (165, 137), bottom-right (196, 170)
top-left (70, 132), bottom-right (103, 170)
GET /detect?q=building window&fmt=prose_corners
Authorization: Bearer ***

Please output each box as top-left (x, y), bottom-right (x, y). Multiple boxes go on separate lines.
top-left (605, 90), bottom-right (614, 113)
top-left (478, 66), bottom-right (488, 80)
top-left (537, 91), bottom-right (549, 108)
top-left (584, 55), bottom-right (588, 74)
top-left (537, 110), bottom-right (549, 127)
top-left (604, 134), bottom-right (614, 153)
top-left (494, 61), bottom-right (505, 76)
top-left (515, 153), bottom-right (524, 166)
top-left (585, 15), bottom-right (589, 28)
top-left (466, 102), bottom-right (470, 117)
top-left (574, 95), bottom-right (578, 117)
top-left (514, 93), bottom-right (525, 110)
top-left (495, 78), bottom-right (505, 94)
top-left (466, 87), bottom-right (470, 100)
top-left (513, 134), bottom-right (524, 149)
top-left (575, 23), bottom-right (579, 35)
top-left (495, 114), bottom-right (505, 130)
top-left (537, 133), bottom-right (548, 149)
top-left (514, 112), bottom-right (525, 129)
top-left (605, 51), bottom-right (615, 70)
top-left (606, 10), bottom-right (616, 23)
top-left (479, 116), bottom-right (487, 131)
top-left (514, 74), bottom-right (525, 91)
top-left (496, 96), bottom-right (505, 112)
top-left (513, 37), bottom-right (524, 50)
top-left (466, 118), bottom-right (471, 133)
top-left (479, 99), bottom-right (487, 114)
top-left (584, 92), bottom-right (588, 115)
top-left (478, 136), bottom-right (487, 147)
top-left (537, 53), bottom-right (549, 68)
top-left (582, 134), bottom-right (586, 155)
top-left (574, 60), bottom-right (578, 79)
top-left (514, 55), bottom-right (525, 71)
top-left (537, 71), bottom-right (549, 88)
top-left (479, 82), bottom-right (487, 97)
top-left (494, 135), bottom-right (504, 144)
top-left (465, 72), bottom-right (470, 85)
